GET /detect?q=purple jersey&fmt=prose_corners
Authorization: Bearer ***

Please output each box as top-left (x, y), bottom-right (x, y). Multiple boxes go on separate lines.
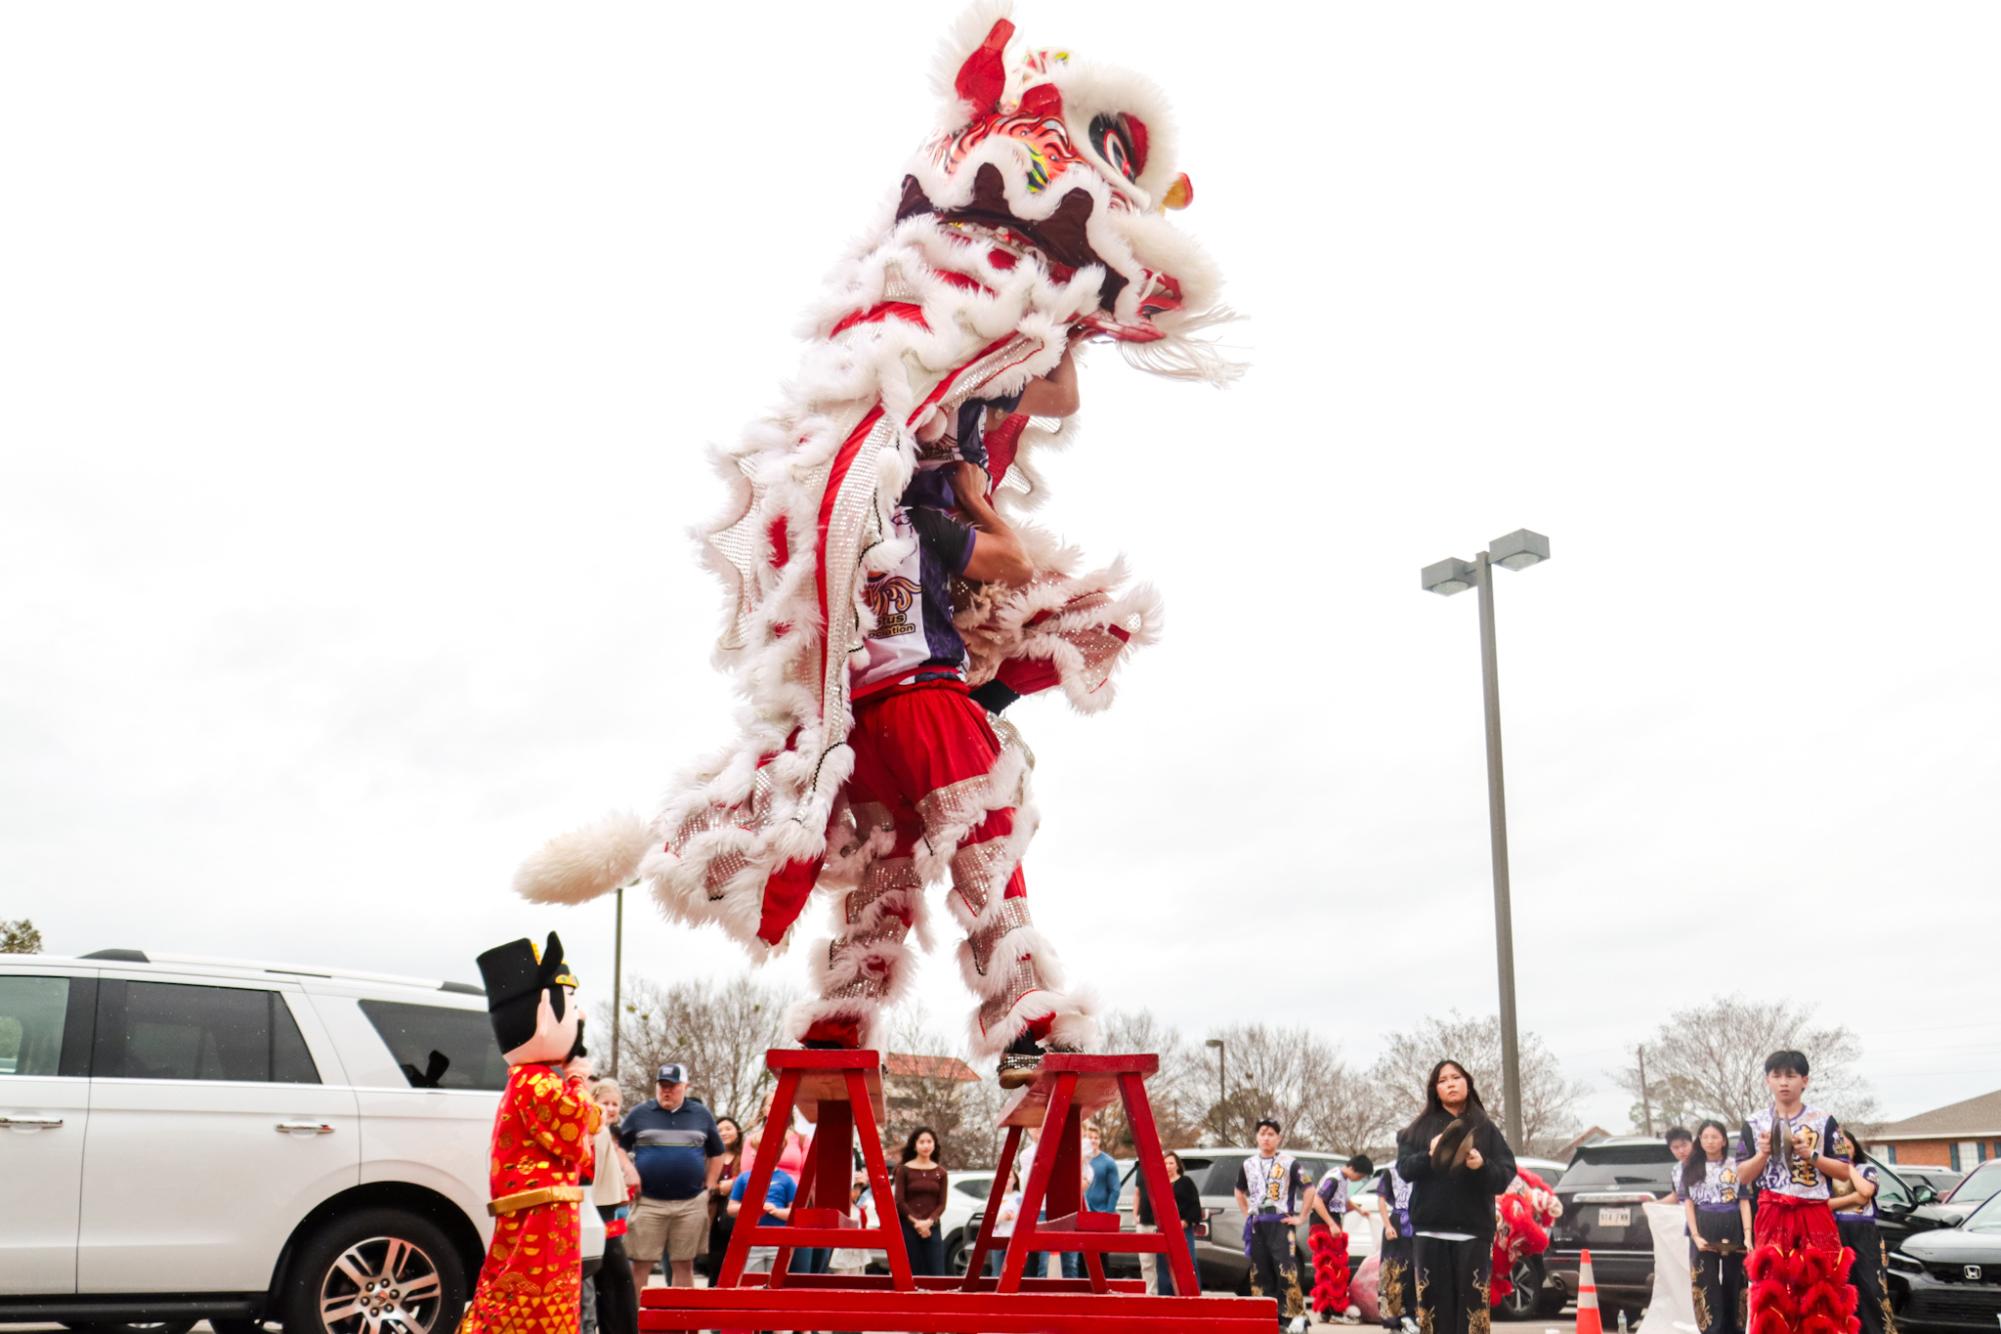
top-left (1737, 1106), bottom-right (1841, 1200)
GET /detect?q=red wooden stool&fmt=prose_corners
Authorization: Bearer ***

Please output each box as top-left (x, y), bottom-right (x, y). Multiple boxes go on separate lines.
top-left (640, 1047), bottom-right (1278, 1332)
top-left (959, 1052), bottom-right (1200, 1296)
top-left (714, 1047), bottom-right (911, 1290)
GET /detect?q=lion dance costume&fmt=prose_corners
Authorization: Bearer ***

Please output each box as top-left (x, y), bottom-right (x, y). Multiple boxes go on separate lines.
top-left (1489, 1169), bottom-right (1560, 1310)
top-left (515, 3), bottom-right (1235, 1070)
top-left (1741, 1106), bottom-right (1860, 1334)
top-left (460, 934), bottom-right (600, 1334)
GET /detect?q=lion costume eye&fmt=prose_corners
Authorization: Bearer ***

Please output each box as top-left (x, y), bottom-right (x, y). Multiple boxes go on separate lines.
top-left (1088, 112), bottom-right (1140, 183)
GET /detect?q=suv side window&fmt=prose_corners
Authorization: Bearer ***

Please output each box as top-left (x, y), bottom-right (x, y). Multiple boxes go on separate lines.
top-left (359, 999), bottom-right (511, 1091)
top-left (1206, 1154), bottom-right (1247, 1196)
top-left (0, 975), bottom-right (74, 1077)
top-left (93, 980), bottom-right (320, 1084)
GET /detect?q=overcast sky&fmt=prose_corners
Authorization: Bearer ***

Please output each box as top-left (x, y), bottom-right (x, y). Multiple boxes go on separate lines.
top-left (4, 3), bottom-right (1997, 1136)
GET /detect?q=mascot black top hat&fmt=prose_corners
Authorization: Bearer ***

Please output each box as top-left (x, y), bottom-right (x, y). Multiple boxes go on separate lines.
top-left (476, 931), bottom-right (584, 1066)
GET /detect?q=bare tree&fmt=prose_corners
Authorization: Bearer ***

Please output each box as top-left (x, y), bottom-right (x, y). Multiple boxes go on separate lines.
top-left (1613, 996), bottom-right (1878, 1130)
top-left (1202, 1023), bottom-right (1391, 1152)
top-left (1, 919), bottom-right (43, 954)
top-left (597, 973), bottom-right (794, 1126)
top-left (1094, 1009), bottom-right (1211, 1154)
top-left (884, 1009), bottom-right (977, 1167)
top-left (1370, 1011), bottom-right (1588, 1154)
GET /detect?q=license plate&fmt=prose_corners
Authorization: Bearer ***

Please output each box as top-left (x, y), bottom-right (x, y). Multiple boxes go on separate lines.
top-left (1598, 1207), bottom-right (1631, 1228)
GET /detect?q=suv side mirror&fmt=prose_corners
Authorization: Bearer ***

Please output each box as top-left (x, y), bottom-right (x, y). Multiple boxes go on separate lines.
top-left (1911, 1183), bottom-right (1938, 1206)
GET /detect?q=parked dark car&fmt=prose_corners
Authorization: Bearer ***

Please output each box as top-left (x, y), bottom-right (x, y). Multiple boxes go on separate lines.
top-left (1864, 1155), bottom-right (1949, 1255)
top-left (1910, 1160), bottom-right (2001, 1232)
top-left (1544, 1136), bottom-right (1677, 1318)
top-left (1888, 1192), bottom-right (2001, 1331)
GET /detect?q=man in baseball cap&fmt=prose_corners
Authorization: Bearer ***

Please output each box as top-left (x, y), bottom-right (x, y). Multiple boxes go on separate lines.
top-left (617, 1059), bottom-right (723, 1301)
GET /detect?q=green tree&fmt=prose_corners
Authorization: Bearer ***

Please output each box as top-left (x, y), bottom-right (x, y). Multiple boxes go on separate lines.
top-left (1, 919), bottom-right (43, 954)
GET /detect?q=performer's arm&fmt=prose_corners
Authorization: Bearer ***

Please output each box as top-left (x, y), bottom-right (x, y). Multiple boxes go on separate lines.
top-left (1684, 1197), bottom-right (1706, 1250)
top-left (1015, 342), bottom-right (1080, 419)
top-left (1736, 1122), bottom-right (1771, 1185)
top-left (1809, 1118), bottom-right (1851, 1183)
top-left (946, 464), bottom-right (1034, 585)
top-left (1396, 1131), bottom-right (1435, 1184)
top-left (1309, 1186), bottom-right (1337, 1231)
top-left (1737, 1194), bottom-right (1753, 1242)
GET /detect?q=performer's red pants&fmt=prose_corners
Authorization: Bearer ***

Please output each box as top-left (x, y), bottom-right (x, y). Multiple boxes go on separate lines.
top-left (846, 679), bottom-right (1027, 910)
top-left (800, 679), bottom-right (1068, 1054)
top-left (1747, 1194), bottom-right (1858, 1334)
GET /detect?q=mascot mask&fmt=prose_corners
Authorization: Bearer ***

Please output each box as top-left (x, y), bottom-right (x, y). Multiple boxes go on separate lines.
top-left (476, 931), bottom-right (585, 1067)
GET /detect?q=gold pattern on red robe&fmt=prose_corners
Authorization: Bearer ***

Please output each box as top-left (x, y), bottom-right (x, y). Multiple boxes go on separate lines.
top-left (457, 1063), bottom-right (601, 1334)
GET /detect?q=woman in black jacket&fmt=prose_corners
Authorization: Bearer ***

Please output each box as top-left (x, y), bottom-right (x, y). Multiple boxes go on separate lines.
top-left (1394, 1059), bottom-right (1517, 1334)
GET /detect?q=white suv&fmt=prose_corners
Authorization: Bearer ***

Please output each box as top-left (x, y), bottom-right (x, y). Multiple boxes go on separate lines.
top-left (0, 949), bottom-right (604, 1332)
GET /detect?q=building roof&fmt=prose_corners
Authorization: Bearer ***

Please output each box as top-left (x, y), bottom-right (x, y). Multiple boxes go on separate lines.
top-left (882, 1051), bottom-right (980, 1083)
top-left (1873, 1088), bottom-right (2001, 1141)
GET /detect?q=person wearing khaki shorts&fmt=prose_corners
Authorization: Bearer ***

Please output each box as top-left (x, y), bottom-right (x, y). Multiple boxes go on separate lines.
top-left (618, 1062), bottom-right (726, 1302)
top-left (627, 1193), bottom-right (709, 1269)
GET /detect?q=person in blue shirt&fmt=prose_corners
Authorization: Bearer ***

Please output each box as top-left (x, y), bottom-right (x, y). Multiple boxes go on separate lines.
top-left (727, 1128), bottom-right (797, 1275)
top-left (617, 1062), bottom-right (725, 1299)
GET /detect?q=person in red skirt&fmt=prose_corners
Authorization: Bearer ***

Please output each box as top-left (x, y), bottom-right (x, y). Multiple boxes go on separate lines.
top-left (1736, 1050), bottom-right (1858, 1334)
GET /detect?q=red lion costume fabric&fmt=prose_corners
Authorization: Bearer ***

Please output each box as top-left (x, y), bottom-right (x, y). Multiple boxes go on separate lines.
top-left (514, 2), bottom-right (1237, 1064)
top-left (1311, 1226), bottom-right (1354, 1318)
top-left (1490, 1168), bottom-right (1560, 1307)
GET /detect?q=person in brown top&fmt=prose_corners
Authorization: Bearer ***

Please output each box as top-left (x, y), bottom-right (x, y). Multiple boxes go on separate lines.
top-left (894, 1126), bottom-right (949, 1275)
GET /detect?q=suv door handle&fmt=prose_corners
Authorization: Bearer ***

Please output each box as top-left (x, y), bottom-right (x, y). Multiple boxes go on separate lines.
top-left (0, 1115), bottom-right (65, 1129)
top-left (276, 1121), bottom-right (336, 1135)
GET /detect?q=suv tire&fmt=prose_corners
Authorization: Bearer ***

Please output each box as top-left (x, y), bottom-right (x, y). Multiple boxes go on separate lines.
top-left (279, 1205), bottom-right (471, 1334)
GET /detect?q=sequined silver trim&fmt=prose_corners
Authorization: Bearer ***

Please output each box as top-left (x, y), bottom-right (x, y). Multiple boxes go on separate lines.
top-left (950, 839), bottom-right (1018, 920)
top-left (812, 416), bottom-right (898, 804)
top-left (845, 857), bottom-right (920, 927)
top-left (919, 772), bottom-right (999, 842)
top-left (825, 917), bottom-right (911, 1001)
top-left (967, 897), bottom-right (1033, 977)
top-left (977, 956), bottom-right (1046, 1035)
top-left (938, 335), bottom-right (1040, 417)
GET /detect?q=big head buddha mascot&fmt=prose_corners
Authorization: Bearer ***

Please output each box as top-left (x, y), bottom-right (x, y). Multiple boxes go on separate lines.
top-left (458, 932), bottom-right (600, 1334)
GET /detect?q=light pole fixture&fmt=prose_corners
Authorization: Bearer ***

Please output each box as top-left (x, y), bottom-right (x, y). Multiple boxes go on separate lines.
top-left (1420, 528), bottom-right (1550, 1152)
top-left (1204, 1037), bottom-right (1227, 1142)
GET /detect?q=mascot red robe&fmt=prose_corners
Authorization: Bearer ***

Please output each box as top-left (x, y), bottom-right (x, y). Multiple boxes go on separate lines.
top-left (459, 933), bottom-right (600, 1334)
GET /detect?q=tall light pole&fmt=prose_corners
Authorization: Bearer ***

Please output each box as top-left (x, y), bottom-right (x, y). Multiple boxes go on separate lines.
top-left (1420, 528), bottom-right (1550, 1152)
top-left (610, 883), bottom-right (626, 1080)
top-left (1205, 1037), bottom-right (1228, 1142)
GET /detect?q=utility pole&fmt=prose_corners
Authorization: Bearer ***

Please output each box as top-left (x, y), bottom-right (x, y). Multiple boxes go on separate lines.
top-left (610, 884), bottom-right (626, 1080)
top-left (1638, 1044), bottom-right (1654, 1136)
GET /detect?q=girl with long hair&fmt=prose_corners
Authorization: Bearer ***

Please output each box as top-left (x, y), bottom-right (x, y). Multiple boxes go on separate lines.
top-left (700, 1115), bottom-right (744, 1284)
top-left (1831, 1130), bottom-right (1898, 1334)
top-left (1394, 1059), bottom-right (1517, 1334)
top-left (895, 1126), bottom-right (950, 1275)
top-left (1682, 1118), bottom-right (1751, 1334)
top-left (1162, 1151), bottom-right (1203, 1296)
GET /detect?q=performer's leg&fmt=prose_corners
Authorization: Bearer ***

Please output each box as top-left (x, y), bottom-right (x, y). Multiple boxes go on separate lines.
top-left (788, 709), bottom-right (927, 1048)
top-left (1464, 1236), bottom-right (1494, 1334)
top-left (869, 684), bottom-right (1094, 1061)
top-left (1381, 1235), bottom-right (1410, 1330)
top-left (1694, 1250), bottom-right (1722, 1334)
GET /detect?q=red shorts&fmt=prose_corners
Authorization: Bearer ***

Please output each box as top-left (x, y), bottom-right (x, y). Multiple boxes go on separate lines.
top-left (846, 679), bottom-right (1026, 904)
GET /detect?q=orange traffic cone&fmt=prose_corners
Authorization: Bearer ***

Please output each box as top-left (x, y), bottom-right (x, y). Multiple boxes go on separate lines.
top-left (1575, 1249), bottom-right (1604, 1334)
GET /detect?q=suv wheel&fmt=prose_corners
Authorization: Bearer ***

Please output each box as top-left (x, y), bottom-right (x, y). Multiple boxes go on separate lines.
top-left (1500, 1255), bottom-right (1544, 1319)
top-left (279, 1206), bottom-right (469, 1334)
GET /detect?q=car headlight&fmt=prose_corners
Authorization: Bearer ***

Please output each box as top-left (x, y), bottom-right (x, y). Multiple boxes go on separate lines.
top-left (1885, 1252), bottom-right (1923, 1275)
